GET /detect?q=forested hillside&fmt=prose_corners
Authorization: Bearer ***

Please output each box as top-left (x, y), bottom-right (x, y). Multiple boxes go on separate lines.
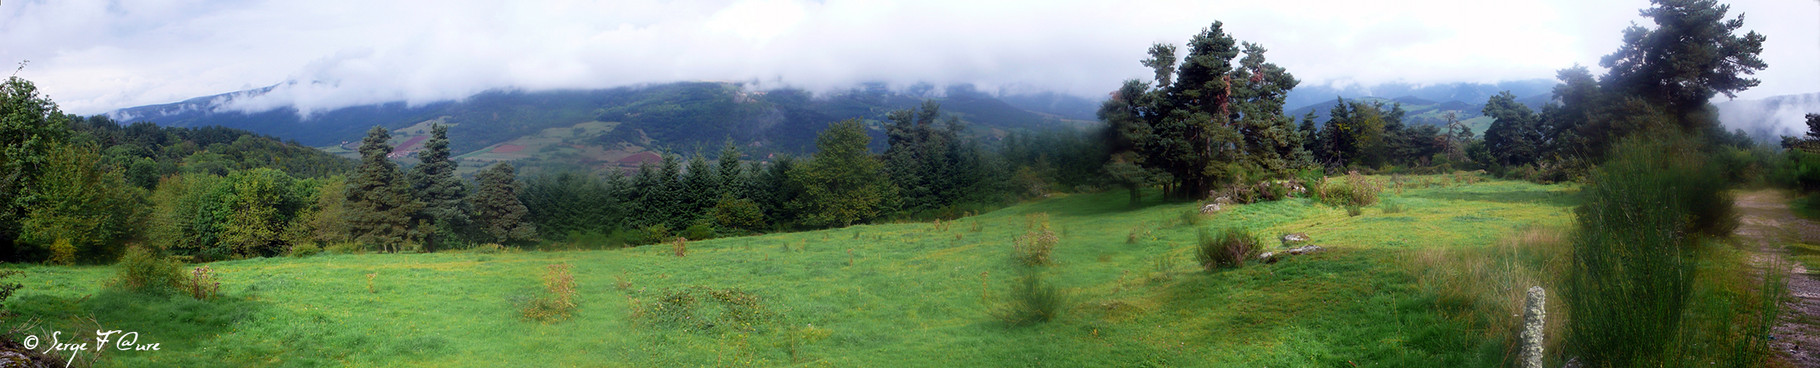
top-left (112, 82), bottom-right (1093, 157)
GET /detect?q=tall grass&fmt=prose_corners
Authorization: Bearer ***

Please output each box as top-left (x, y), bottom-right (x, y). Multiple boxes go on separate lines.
top-left (1406, 227), bottom-right (1571, 365)
top-left (1195, 228), bottom-right (1258, 271)
top-left (996, 269), bottom-right (1064, 326)
top-left (1316, 172), bottom-right (1381, 209)
top-left (1560, 132), bottom-right (1735, 367)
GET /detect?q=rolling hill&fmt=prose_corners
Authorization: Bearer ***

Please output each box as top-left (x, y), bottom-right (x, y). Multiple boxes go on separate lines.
top-left (110, 82), bottom-right (1099, 172)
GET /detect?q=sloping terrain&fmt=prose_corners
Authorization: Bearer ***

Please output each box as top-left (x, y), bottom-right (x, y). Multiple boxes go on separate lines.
top-left (3, 176), bottom-right (1580, 367)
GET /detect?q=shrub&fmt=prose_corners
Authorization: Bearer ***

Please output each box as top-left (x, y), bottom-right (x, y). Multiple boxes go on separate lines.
top-left (672, 237), bottom-right (688, 257)
top-left (522, 264), bottom-right (577, 322)
top-left (1196, 228), bottom-right (1258, 271)
top-left (187, 266), bottom-right (220, 300)
top-left (1012, 225), bottom-right (1059, 266)
top-left (46, 239), bottom-right (75, 266)
top-left (324, 242), bottom-right (362, 255)
top-left (682, 220), bottom-right (715, 242)
top-left (0, 270), bottom-right (22, 311)
top-left (711, 195), bottom-right (767, 231)
top-left (290, 243), bottom-right (322, 257)
top-left (111, 247), bottom-right (185, 295)
top-left (995, 269), bottom-right (1064, 326)
top-left (1561, 132), bottom-right (1734, 367)
top-left (1316, 172), bottom-right (1381, 208)
top-left (639, 224), bottom-right (671, 245)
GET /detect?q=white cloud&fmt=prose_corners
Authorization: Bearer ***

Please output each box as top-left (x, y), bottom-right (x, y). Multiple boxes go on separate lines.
top-left (1, 0), bottom-right (1814, 116)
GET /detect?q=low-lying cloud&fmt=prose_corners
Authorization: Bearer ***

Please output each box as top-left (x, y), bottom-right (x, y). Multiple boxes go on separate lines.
top-left (3, 0), bottom-right (1815, 117)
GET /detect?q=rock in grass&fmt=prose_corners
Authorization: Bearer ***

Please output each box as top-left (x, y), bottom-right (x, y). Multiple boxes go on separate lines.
top-left (1286, 245), bottom-right (1323, 255)
top-left (1259, 245), bottom-right (1325, 264)
top-left (1200, 203), bottom-right (1223, 214)
top-left (1280, 233), bottom-right (1310, 246)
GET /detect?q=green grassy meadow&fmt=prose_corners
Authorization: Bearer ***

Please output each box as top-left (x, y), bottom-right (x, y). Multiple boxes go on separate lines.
top-left (4, 176), bottom-right (1580, 367)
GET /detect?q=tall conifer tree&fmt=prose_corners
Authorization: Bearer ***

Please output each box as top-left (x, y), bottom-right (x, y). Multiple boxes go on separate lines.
top-left (345, 126), bottom-right (420, 252)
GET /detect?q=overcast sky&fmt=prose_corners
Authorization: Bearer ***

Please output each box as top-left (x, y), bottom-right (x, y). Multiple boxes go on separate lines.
top-left (3, 0), bottom-right (1816, 116)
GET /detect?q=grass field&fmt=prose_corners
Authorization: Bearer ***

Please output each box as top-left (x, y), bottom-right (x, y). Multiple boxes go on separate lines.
top-left (4, 176), bottom-right (1582, 367)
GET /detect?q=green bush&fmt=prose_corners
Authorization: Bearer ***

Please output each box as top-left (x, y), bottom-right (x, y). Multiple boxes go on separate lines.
top-left (110, 247), bottom-right (185, 295)
top-left (290, 243), bottom-right (322, 257)
top-left (0, 270), bottom-right (22, 311)
top-left (1012, 226), bottom-right (1059, 266)
top-left (682, 220), bottom-right (715, 241)
top-left (995, 270), bottom-right (1064, 326)
top-left (1316, 173), bottom-right (1380, 208)
top-left (324, 242), bottom-right (362, 255)
top-left (1196, 228), bottom-right (1258, 271)
top-left (639, 224), bottom-right (672, 245)
top-left (1561, 132), bottom-right (1734, 367)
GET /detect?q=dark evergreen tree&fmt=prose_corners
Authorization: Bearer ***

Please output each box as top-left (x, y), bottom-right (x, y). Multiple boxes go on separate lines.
top-left (1542, 65), bottom-right (1603, 160)
top-left (753, 155), bottom-right (800, 228)
top-left (1482, 92), bottom-right (1543, 167)
top-left (345, 126), bottom-right (421, 252)
top-left (521, 171), bottom-right (621, 240)
top-left (1317, 98), bottom-right (1356, 168)
top-left (883, 101), bottom-right (967, 214)
top-left (1096, 21), bottom-right (1304, 199)
top-left (473, 163), bottom-right (537, 245)
top-left (681, 152), bottom-right (718, 224)
top-left (716, 140), bottom-right (746, 198)
top-left (406, 124), bottom-right (467, 251)
top-left (1599, 0), bottom-right (1767, 123)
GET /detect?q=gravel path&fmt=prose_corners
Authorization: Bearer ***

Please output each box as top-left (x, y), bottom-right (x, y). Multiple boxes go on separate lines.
top-left (1733, 190), bottom-right (1820, 367)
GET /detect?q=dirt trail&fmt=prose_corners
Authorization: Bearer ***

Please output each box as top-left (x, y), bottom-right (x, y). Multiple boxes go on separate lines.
top-left (1733, 190), bottom-right (1820, 367)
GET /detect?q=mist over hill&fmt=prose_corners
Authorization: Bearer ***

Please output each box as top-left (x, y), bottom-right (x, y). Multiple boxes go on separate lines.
top-left (1715, 93), bottom-right (1820, 142)
top-left (110, 82), bottom-right (1101, 158)
top-left (109, 78), bottom-right (1587, 160)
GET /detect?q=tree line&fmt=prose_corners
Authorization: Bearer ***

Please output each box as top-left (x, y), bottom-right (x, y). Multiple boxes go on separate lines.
top-left (519, 101), bottom-right (1108, 246)
top-left (0, 75), bottom-right (539, 263)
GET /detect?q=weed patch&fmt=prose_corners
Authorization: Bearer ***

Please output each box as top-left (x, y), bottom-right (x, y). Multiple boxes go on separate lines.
top-left (521, 264), bottom-right (577, 322)
top-left (1196, 228), bottom-right (1258, 271)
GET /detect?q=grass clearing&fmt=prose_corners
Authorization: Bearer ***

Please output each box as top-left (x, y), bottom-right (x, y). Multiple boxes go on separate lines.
top-left (6, 175), bottom-right (1592, 366)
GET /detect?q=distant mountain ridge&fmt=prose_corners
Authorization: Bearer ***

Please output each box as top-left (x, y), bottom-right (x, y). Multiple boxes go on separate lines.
top-left (110, 82), bottom-right (1097, 157)
top-left (1283, 79), bottom-right (1557, 111)
top-left (1716, 93), bottom-right (1820, 142)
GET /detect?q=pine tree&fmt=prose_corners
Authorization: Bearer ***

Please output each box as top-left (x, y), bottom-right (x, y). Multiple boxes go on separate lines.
top-left (407, 124), bottom-right (467, 251)
top-left (717, 140), bottom-right (746, 198)
top-left (1482, 92), bottom-right (1542, 167)
top-left (345, 126), bottom-right (421, 252)
top-left (681, 152), bottom-right (718, 223)
top-left (472, 163), bottom-right (537, 244)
